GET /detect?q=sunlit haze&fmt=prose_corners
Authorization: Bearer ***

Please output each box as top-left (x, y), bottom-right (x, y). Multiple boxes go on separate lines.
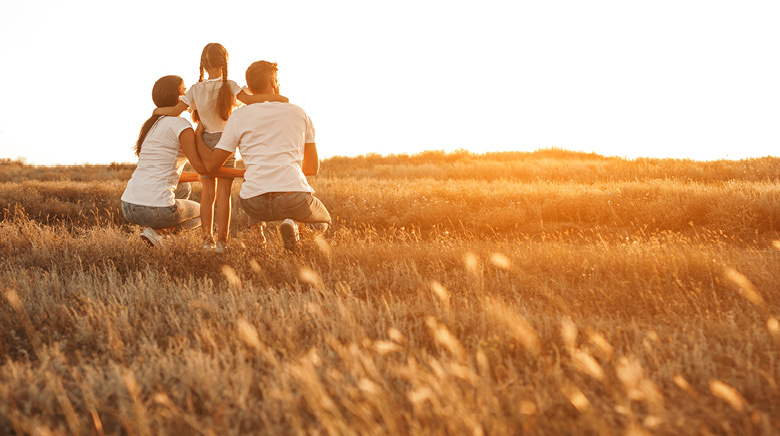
top-left (1, 1), bottom-right (779, 165)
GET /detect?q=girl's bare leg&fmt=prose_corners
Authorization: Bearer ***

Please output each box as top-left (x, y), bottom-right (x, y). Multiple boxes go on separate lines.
top-left (215, 177), bottom-right (233, 243)
top-left (201, 178), bottom-right (217, 242)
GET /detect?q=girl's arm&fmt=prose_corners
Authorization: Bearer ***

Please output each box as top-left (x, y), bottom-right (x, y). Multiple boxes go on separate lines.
top-left (153, 101), bottom-right (189, 116)
top-left (179, 128), bottom-right (243, 178)
top-left (236, 89), bottom-right (289, 105)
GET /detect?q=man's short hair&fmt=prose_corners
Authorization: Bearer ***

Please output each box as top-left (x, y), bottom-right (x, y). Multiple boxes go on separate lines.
top-left (246, 61), bottom-right (278, 94)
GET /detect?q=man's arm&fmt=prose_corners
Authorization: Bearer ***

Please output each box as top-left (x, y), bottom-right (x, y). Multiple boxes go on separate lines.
top-left (179, 128), bottom-right (232, 176)
top-left (202, 149), bottom-right (233, 174)
top-left (194, 122), bottom-right (234, 173)
top-left (302, 142), bottom-right (319, 176)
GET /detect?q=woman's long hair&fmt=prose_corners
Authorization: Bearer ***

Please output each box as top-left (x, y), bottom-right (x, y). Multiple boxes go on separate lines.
top-left (135, 76), bottom-right (184, 156)
top-left (197, 43), bottom-right (235, 122)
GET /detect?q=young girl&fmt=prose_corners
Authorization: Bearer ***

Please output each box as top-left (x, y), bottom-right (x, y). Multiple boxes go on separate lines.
top-left (155, 43), bottom-right (287, 252)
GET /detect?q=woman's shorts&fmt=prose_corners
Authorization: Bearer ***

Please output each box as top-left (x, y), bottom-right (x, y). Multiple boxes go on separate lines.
top-left (202, 131), bottom-right (236, 179)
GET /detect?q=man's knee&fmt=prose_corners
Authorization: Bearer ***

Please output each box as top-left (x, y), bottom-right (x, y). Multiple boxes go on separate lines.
top-left (310, 196), bottom-right (331, 224)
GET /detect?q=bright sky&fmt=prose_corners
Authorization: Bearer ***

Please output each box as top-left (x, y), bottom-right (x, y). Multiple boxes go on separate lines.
top-left (0, 1), bottom-right (778, 165)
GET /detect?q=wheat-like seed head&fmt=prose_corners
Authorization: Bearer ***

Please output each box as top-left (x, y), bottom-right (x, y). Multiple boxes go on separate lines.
top-left (220, 264), bottom-right (242, 288)
top-left (489, 253), bottom-right (511, 270)
top-left (709, 379), bottom-right (746, 413)
top-left (236, 318), bottom-right (262, 351)
top-left (724, 267), bottom-right (764, 306)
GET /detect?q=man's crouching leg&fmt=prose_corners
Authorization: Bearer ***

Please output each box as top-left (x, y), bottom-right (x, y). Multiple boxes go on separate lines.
top-left (301, 195), bottom-right (331, 235)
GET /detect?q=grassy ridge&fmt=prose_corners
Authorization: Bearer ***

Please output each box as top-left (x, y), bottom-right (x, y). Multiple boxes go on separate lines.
top-left (4, 149), bottom-right (780, 237)
top-left (1, 150), bottom-right (780, 435)
top-left (2, 177), bottom-right (779, 238)
top-left (5, 149), bottom-right (780, 183)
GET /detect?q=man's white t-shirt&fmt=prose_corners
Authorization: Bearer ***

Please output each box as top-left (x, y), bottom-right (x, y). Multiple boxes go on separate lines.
top-left (215, 102), bottom-right (315, 199)
top-left (121, 116), bottom-right (192, 207)
top-left (180, 78), bottom-right (242, 133)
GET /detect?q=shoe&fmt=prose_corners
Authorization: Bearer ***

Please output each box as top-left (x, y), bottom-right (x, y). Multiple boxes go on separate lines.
top-left (215, 241), bottom-right (228, 254)
top-left (140, 228), bottom-right (163, 247)
top-left (279, 219), bottom-right (300, 251)
top-left (203, 235), bottom-right (216, 251)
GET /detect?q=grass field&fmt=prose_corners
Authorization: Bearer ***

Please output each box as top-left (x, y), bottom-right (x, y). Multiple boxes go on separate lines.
top-left (1, 150), bottom-right (779, 435)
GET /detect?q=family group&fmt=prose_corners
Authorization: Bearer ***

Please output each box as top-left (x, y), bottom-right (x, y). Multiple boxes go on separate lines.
top-left (120, 43), bottom-right (331, 252)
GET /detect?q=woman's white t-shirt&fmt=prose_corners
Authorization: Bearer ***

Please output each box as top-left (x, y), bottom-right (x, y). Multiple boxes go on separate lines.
top-left (121, 116), bottom-right (192, 207)
top-left (180, 78), bottom-right (242, 133)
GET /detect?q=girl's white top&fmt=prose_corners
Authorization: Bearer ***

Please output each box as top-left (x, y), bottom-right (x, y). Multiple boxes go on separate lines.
top-left (121, 116), bottom-right (192, 207)
top-left (181, 78), bottom-right (242, 133)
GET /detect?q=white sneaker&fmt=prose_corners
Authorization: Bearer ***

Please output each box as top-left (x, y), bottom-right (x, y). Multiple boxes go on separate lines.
top-left (215, 241), bottom-right (228, 254)
top-left (140, 228), bottom-right (163, 247)
top-left (203, 235), bottom-right (216, 251)
top-left (279, 219), bottom-right (300, 251)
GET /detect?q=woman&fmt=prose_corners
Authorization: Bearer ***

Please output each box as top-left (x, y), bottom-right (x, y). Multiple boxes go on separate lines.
top-left (120, 75), bottom-right (242, 246)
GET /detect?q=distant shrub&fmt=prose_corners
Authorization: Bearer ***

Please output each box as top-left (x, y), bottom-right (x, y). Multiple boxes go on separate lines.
top-left (0, 157), bottom-right (26, 165)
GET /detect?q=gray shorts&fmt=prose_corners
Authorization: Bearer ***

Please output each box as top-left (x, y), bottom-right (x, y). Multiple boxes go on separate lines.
top-left (240, 192), bottom-right (331, 232)
top-left (202, 131), bottom-right (235, 179)
top-left (121, 183), bottom-right (201, 231)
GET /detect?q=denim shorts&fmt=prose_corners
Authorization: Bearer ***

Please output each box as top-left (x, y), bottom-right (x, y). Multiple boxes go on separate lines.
top-left (202, 131), bottom-right (235, 179)
top-left (240, 192), bottom-right (331, 232)
top-left (120, 183), bottom-right (201, 231)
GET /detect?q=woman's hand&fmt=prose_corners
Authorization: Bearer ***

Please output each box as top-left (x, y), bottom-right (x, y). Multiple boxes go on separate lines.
top-left (195, 122), bottom-right (205, 137)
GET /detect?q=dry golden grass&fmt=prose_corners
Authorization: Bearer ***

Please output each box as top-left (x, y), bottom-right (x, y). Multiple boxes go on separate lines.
top-left (1, 150), bottom-right (779, 435)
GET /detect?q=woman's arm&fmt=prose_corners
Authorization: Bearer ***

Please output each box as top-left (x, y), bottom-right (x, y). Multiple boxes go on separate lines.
top-left (179, 168), bottom-right (245, 183)
top-left (153, 101), bottom-right (189, 116)
top-left (236, 89), bottom-right (289, 105)
top-left (179, 172), bottom-right (201, 183)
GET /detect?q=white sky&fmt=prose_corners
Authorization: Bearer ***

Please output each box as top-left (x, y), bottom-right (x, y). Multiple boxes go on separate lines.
top-left (0, 0), bottom-right (778, 164)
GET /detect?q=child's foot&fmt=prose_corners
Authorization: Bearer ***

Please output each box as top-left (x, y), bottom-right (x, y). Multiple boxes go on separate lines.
top-left (202, 235), bottom-right (216, 251)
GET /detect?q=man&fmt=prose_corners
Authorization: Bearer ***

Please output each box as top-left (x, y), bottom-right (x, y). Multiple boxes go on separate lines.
top-left (198, 61), bottom-right (331, 251)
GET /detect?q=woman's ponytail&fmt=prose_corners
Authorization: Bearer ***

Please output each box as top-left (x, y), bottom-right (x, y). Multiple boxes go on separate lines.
top-left (135, 115), bottom-right (163, 156)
